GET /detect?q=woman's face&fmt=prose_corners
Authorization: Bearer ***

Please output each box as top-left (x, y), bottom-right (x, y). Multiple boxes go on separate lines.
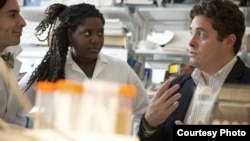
top-left (68, 17), bottom-right (104, 61)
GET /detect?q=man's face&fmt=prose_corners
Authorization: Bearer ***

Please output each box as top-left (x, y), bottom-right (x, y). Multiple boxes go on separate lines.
top-left (188, 15), bottom-right (233, 74)
top-left (0, 0), bottom-right (26, 51)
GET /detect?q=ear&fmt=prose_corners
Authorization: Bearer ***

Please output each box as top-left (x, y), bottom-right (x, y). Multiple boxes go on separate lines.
top-left (224, 34), bottom-right (236, 49)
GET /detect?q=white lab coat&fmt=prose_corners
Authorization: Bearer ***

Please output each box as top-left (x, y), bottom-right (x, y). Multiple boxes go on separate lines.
top-left (19, 51), bottom-right (149, 116)
top-left (0, 45), bottom-right (26, 127)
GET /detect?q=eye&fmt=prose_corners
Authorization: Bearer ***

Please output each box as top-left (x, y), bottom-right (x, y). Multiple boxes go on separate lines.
top-left (84, 31), bottom-right (90, 36)
top-left (9, 13), bottom-right (17, 19)
top-left (198, 31), bottom-right (207, 40)
top-left (98, 31), bottom-right (103, 37)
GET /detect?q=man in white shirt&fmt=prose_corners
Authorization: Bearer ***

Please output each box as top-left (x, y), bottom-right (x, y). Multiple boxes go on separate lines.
top-left (0, 0), bottom-right (27, 126)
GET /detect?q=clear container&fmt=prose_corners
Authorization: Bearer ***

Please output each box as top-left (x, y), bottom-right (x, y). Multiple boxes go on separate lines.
top-left (54, 79), bottom-right (83, 132)
top-left (116, 84), bottom-right (136, 135)
top-left (76, 80), bottom-right (120, 135)
top-left (34, 81), bottom-right (56, 129)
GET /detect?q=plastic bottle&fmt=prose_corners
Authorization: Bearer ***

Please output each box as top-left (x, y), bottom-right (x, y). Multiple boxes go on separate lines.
top-left (34, 81), bottom-right (56, 129)
top-left (54, 79), bottom-right (84, 132)
top-left (116, 84), bottom-right (137, 135)
top-left (76, 80), bottom-right (120, 135)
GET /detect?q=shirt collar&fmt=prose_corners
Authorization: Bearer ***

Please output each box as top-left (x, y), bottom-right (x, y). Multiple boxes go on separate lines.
top-left (66, 50), bottom-right (108, 64)
top-left (191, 56), bottom-right (237, 86)
top-left (2, 45), bottom-right (22, 56)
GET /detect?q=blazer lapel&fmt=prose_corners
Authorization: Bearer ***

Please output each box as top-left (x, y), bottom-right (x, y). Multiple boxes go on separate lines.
top-left (225, 57), bottom-right (246, 83)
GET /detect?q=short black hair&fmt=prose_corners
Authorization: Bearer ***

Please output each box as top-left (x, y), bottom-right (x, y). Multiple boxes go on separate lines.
top-left (0, 0), bottom-right (7, 9)
top-left (190, 0), bottom-right (245, 55)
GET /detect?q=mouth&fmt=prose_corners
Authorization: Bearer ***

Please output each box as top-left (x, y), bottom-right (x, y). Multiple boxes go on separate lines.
top-left (88, 47), bottom-right (100, 53)
top-left (189, 51), bottom-right (197, 57)
top-left (13, 31), bottom-right (22, 37)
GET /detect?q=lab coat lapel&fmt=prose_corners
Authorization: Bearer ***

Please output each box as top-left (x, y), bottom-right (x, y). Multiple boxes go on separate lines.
top-left (92, 54), bottom-right (107, 78)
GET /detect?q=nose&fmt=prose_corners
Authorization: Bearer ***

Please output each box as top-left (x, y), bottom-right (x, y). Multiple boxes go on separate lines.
top-left (188, 34), bottom-right (196, 48)
top-left (18, 14), bottom-right (26, 27)
top-left (90, 34), bottom-right (101, 44)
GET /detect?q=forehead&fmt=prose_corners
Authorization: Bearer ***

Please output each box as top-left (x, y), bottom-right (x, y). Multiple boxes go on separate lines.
top-left (190, 16), bottom-right (213, 30)
top-left (0, 0), bottom-right (19, 14)
top-left (77, 17), bottom-right (104, 28)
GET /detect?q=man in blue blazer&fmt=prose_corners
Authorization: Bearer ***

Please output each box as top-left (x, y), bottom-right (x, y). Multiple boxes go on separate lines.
top-left (138, 0), bottom-right (250, 140)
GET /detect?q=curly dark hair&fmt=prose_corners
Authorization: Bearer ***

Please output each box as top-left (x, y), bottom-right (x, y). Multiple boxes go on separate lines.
top-left (190, 0), bottom-right (245, 55)
top-left (24, 3), bottom-right (105, 91)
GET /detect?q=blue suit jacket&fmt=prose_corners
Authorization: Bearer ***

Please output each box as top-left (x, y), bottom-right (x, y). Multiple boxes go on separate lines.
top-left (138, 57), bottom-right (250, 141)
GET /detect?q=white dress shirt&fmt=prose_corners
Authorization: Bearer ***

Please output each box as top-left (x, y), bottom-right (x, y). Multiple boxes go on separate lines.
top-left (184, 56), bottom-right (237, 124)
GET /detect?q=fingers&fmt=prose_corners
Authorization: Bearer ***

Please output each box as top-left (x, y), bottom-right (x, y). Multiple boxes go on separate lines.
top-left (175, 120), bottom-right (184, 125)
top-left (145, 79), bottom-right (182, 127)
top-left (154, 79), bottom-right (172, 99)
top-left (152, 79), bottom-right (181, 116)
top-left (145, 99), bottom-right (180, 127)
top-left (162, 97), bottom-right (180, 116)
top-left (159, 84), bottom-right (180, 102)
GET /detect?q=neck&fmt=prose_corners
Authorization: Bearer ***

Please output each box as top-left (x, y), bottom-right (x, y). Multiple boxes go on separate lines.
top-left (200, 56), bottom-right (235, 85)
top-left (201, 72), bottom-right (210, 85)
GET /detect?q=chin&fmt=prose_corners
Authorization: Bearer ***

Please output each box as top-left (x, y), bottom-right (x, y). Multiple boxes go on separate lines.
top-left (12, 40), bottom-right (20, 46)
top-left (89, 55), bottom-right (98, 59)
top-left (189, 59), bottom-right (196, 66)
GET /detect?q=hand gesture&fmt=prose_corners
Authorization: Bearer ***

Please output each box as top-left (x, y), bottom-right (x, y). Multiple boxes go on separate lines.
top-left (144, 79), bottom-right (181, 128)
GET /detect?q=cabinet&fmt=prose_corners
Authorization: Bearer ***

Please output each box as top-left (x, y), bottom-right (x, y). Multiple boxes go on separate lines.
top-left (133, 6), bottom-right (191, 41)
top-left (132, 6), bottom-right (192, 81)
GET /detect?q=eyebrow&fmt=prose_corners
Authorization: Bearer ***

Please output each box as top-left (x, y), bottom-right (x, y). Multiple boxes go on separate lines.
top-left (190, 26), bottom-right (208, 33)
top-left (7, 9), bottom-right (19, 14)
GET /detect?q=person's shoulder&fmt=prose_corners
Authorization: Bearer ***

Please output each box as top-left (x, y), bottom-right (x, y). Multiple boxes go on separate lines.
top-left (0, 75), bottom-right (7, 86)
top-left (0, 74), bottom-right (10, 94)
top-left (245, 65), bottom-right (250, 72)
top-left (235, 56), bottom-right (250, 73)
top-left (243, 65), bottom-right (250, 79)
top-left (100, 53), bottom-right (128, 65)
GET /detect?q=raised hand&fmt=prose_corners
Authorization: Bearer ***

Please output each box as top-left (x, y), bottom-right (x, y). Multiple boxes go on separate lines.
top-left (144, 79), bottom-right (181, 128)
